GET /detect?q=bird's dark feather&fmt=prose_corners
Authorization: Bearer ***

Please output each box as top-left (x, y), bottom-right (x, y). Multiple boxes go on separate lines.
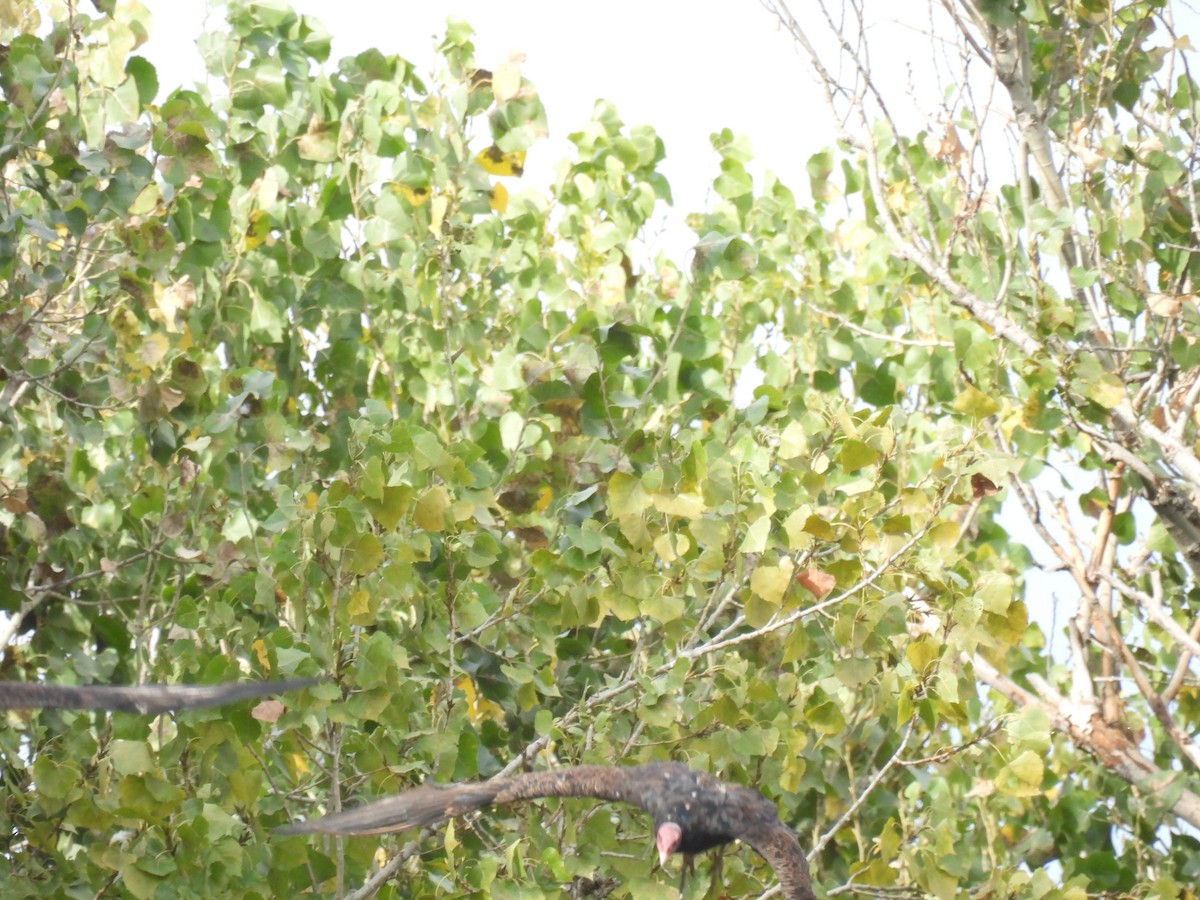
top-left (0, 678), bottom-right (317, 714)
top-left (280, 762), bottom-right (816, 900)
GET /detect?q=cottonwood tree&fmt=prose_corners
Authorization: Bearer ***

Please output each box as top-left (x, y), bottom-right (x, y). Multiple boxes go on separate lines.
top-left (1, 0), bottom-right (1196, 898)
top-left (761, 0), bottom-right (1200, 894)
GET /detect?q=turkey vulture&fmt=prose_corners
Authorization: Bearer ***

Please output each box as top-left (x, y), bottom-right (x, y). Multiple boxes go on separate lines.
top-left (280, 762), bottom-right (816, 900)
top-left (0, 677), bottom-right (317, 714)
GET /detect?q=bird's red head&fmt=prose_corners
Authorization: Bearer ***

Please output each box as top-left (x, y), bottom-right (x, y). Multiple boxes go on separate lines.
top-left (655, 821), bottom-right (683, 865)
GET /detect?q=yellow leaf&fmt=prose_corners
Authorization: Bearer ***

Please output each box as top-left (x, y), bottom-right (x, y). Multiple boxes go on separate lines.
top-left (347, 589), bottom-right (371, 618)
top-left (802, 514), bottom-right (836, 541)
top-left (905, 636), bottom-right (938, 674)
top-left (430, 195), bottom-right (448, 238)
top-left (750, 559), bottom-right (794, 606)
top-left (153, 276), bottom-right (195, 333)
top-left (952, 383), bottom-right (1000, 418)
top-left (285, 751), bottom-right (309, 779)
top-left (444, 817), bottom-right (458, 864)
top-left (782, 509), bottom-right (813, 550)
top-left (489, 181), bottom-right (509, 213)
top-left (455, 675), bottom-right (505, 725)
top-left (651, 491), bottom-right (705, 518)
top-left (47, 223), bottom-right (70, 251)
top-left (397, 183), bottom-right (430, 206)
top-left (778, 421), bottom-right (808, 459)
top-left (1089, 374), bottom-right (1126, 409)
top-left (996, 749), bottom-right (1044, 797)
top-left (414, 485), bottom-right (451, 531)
top-left (476, 145), bottom-right (525, 177)
top-left (243, 209), bottom-right (270, 250)
top-left (129, 182), bottom-right (161, 216)
top-left (929, 520), bottom-right (961, 547)
top-left (740, 516), bottom-right (770, 553)
top-left (653, 532), bottom-right (690, 562)
top-left (304, 491), bottom-right (318, 512)
top-left (252, 639), bottom-right (270, 669)
top-left (608, 472), bottom-right (651, 518)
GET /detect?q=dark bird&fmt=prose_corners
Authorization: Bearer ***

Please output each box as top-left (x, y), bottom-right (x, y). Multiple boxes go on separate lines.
top-left (280, 761), bottom-right (816, 900)
top-left (0, 677), bottom-right (317, 714)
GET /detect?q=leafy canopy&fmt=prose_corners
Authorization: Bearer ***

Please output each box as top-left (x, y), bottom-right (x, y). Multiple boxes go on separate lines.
top-left (1, 0), bottom-right (1198, 897)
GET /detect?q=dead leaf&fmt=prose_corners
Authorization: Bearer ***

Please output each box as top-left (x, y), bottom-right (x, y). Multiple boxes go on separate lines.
top-left (796, 567), bottom-right (836, 598)
top-left (971, 473), bottom-right (1001, 498)
top-left (252, 699), bottom-right (286, 723)
top-left (178, 457), bottom-right (200, 485)
top-left (1147, 292), bottom-right (1183, 317)
top-left (512, 526), bottom-right (548, 548)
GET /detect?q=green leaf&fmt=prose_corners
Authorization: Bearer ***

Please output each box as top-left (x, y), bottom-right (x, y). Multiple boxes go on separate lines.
top-left (838, 439), bottom-right (880, 472)
top-left (641, 594), bottom-right (685, 624)
top-left (807, 700), bottom-right (846, 735)
top-left (110, 741), bottom-right (153, 775)
top-left (346, 532), bottom-right (383, 575)
top-left (125, 56), bottom-right (159, 106)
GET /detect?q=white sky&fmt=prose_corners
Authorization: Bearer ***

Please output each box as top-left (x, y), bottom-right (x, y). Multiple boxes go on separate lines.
top-left (139, 0), bottom-right (1200, 256)
top-left (140, 1), bottom-right (949, 260)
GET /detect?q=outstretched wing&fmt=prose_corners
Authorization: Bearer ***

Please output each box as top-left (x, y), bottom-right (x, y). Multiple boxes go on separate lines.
top-left (737, 820), bottom-right (816, 900)
top-left (0, 678), bottom-right (317, 714)
top-left (280, 765), bottom-right (647, 836)
top-left (278, 780), bottom-right (504, 836)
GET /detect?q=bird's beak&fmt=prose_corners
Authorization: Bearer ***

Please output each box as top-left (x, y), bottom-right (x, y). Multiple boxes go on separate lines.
top-left (656, 822), bottom-right (682, 866)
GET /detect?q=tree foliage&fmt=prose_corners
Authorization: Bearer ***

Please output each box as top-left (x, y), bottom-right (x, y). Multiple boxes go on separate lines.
top-left (0, 0), bottom-right (1198, 897)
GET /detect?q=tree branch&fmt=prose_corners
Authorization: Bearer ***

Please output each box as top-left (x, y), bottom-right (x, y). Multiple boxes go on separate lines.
top-left (970, 652), bottom-right (1200, 830)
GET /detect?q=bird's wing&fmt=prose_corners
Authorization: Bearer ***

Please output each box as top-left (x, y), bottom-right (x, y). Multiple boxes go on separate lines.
top-left (278, 780), bottom-right (506, 835)
top-left (493, 765), bottom-right (648, 807)
top-left (280, 765), bottom-right (645, 836)
top-left (737, 820), bottom-right (816, 900)
top-left (0, 678), bottom-right (317, 714)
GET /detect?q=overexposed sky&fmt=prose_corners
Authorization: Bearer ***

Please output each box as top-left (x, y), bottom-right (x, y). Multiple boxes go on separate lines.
top-left (140, 1), bottom-right (948, 259)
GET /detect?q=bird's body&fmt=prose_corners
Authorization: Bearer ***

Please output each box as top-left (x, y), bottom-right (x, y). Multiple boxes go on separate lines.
top-left (0, 677), bottom-right (317, 714)
top-left (281, 761), bottom-right (816, 900)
